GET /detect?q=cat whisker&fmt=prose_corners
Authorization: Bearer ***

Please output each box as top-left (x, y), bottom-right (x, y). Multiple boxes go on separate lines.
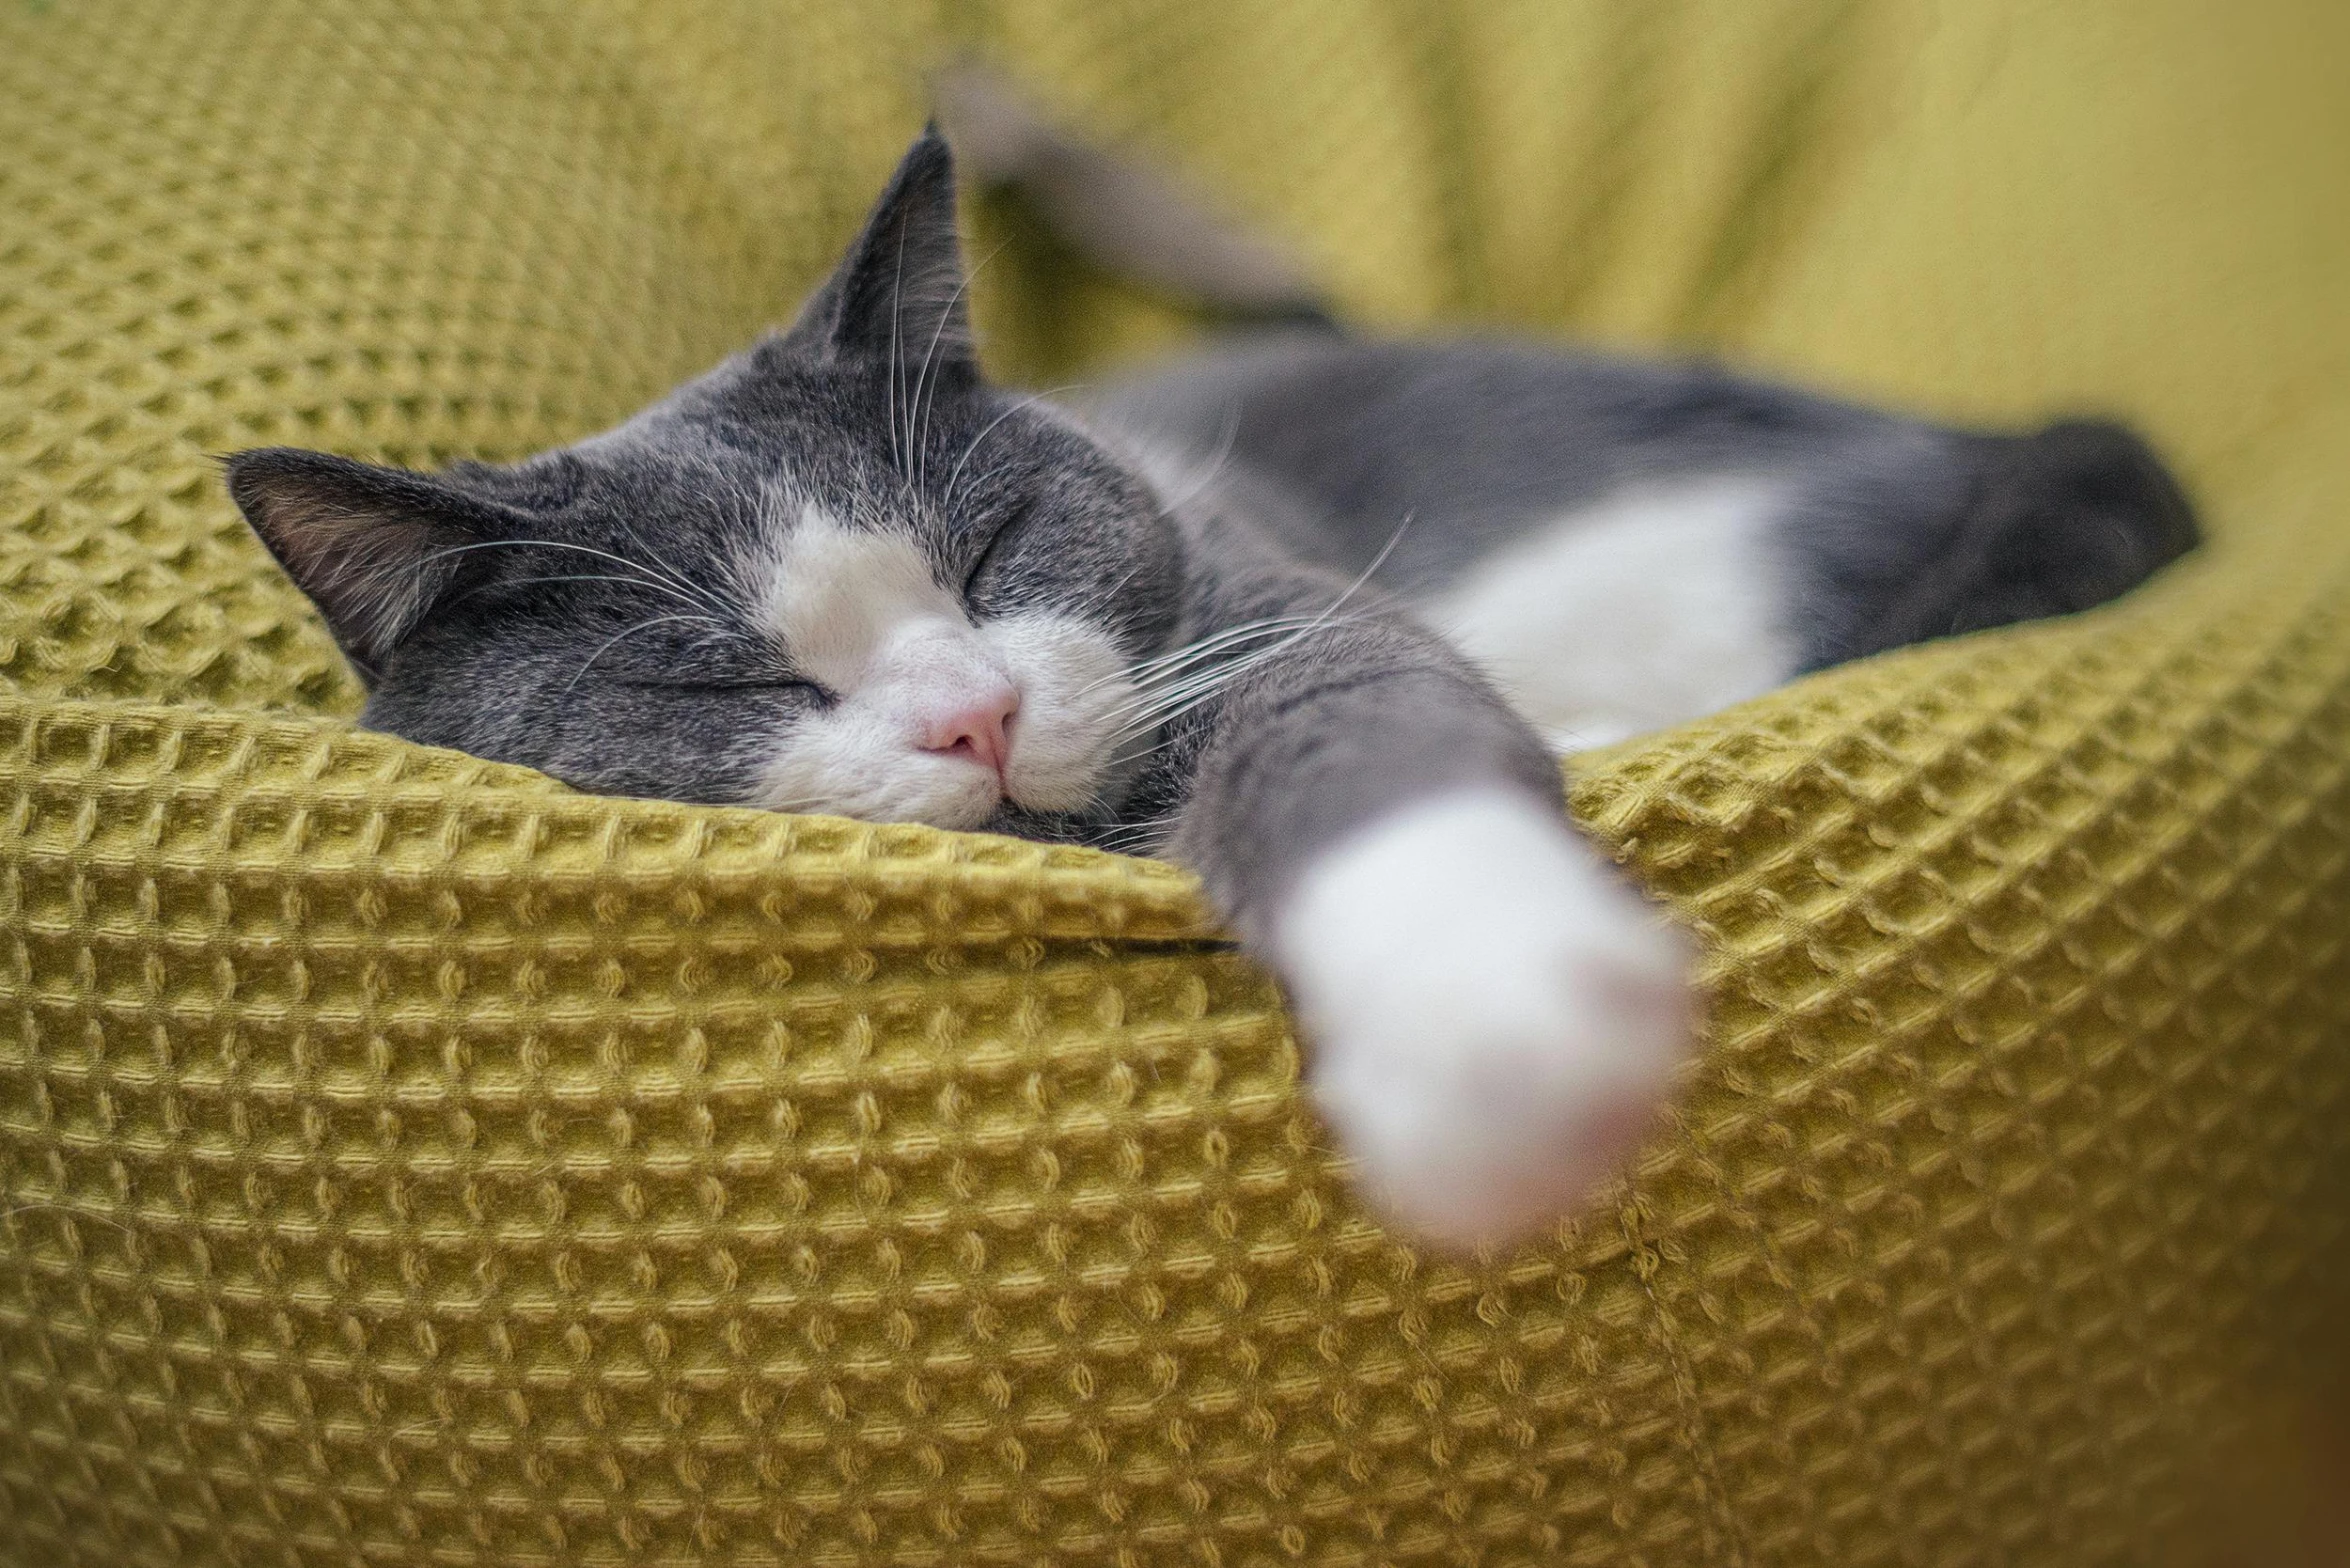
top-left (747, 795), bottom-right (841, 817)
top-left (909, 238), bottom-right (1011, 492)
top-left (1087, 815), bottom-right (1181, 855)
top-left (1119, 515), bottom-right (1411, 688)
top-left (404, 538), bottom-right (727, 621)
top-left (558, 614), bottom-right (728, 700)
top-left (891, 234), bottom-right (904, 480)
top-left (1103, 612), bottom-right (1353, 691)
top-left (1074, 615), bottom-right (1344, 713)
top-left (1105, 515), bottom-right (1413, 749)
top-left (1106, 617), bottom-right (1367, 739)
top-left (1121, 616), bottom-right (1327, 676)
top-left (941, 386), bottom-right (1088, 513)
top-left (611, 506), bottom-right (737, 621)
top-left (438, 574), bottom-right (746, 627)
top-left (1150, 398), bottom-right (1244, 516)
top-left (1093, 623), bottom-right (1361, 729)
top-left (0, 1201), bottom-right (140, 1238)
top-left (1089, 806), bottom-right (1185, 856)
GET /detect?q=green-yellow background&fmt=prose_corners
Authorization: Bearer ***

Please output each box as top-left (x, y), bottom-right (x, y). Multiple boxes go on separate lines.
top-left (2, 2), bottom-right (2347, 1564)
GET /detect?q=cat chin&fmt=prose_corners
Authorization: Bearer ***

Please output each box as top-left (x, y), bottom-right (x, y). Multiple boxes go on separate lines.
top-left (742, 739), bottom-right (1112, 835)
top-left (1275, 789), bottom-right (1693, 1251)
top-left (744, 731), bottom-right (1004, 829)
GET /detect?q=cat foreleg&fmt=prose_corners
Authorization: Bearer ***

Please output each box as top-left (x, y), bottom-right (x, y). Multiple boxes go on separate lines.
top-left (1168, 635), bottom-right (1692, 1248)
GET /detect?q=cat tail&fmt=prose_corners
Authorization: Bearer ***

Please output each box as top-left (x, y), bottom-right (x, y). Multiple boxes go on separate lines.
top-left (934, 62), bottom-right (1343, 332)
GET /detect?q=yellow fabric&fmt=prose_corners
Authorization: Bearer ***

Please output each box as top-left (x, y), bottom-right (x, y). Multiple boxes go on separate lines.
top-left (3, 1), bottom-right (2347, 1562)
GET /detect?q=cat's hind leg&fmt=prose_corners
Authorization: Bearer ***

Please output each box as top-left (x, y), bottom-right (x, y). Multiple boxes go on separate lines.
top-left (1789, 418), bottom-right (2201, 668)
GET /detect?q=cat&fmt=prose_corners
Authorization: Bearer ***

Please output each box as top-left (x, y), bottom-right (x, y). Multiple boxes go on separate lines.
top-left (223, 108), bottom-right (2197, 1249)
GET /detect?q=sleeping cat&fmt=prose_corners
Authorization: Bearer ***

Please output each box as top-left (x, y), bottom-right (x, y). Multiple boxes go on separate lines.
top-left (224, 117), bottom-right (2197, 1249)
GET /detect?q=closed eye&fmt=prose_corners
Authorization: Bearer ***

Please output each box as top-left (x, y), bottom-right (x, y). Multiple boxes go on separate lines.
top-left (964, 503), bottom-right (1032, 595)
top-left (618, 675), bottom-right (826, 699)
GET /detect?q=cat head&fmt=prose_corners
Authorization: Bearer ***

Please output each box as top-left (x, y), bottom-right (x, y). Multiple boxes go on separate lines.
top-left (227, 130), bottom-right (1183, 832)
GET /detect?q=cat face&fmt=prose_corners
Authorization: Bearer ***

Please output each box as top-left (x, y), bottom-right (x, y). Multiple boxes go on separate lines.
top-left (228, 131), bottom-right (1183, 832)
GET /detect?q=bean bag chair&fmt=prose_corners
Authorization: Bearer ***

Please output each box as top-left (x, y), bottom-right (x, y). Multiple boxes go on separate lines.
top-left (3, 2), bottom-right (2346, 1563)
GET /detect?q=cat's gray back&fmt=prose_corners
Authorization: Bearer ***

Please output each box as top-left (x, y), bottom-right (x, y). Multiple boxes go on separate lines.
top-left (1092, 333), bottom-right (2196, 706)
top-left (1089, 331), bottom-right (1901, 589)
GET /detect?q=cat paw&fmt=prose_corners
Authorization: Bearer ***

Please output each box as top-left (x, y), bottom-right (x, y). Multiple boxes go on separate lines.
top-left (1276, 789), bottom-right (1692, 1249)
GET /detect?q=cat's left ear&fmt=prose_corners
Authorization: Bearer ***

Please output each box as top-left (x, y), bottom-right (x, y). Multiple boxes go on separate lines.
top-left (783, 126), bottom-right (976, 378)
top-left (224, 447), bottom-right (525, 683)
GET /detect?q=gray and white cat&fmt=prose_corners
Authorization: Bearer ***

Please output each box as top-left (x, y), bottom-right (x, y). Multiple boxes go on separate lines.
top-left (225, 122), bottom-right (2196, 1249)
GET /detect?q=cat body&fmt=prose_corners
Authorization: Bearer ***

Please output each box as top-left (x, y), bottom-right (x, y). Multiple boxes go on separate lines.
top-left (1094, 335), bottom-right (2190, 748)
top-left (227, 128), bottom-right (2196, 1247)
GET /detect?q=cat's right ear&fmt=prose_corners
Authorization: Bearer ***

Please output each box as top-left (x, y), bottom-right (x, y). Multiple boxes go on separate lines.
top-left (225, 448), bottom-right (516, 682)
top-left (780, 126), bottom-right (976, 378)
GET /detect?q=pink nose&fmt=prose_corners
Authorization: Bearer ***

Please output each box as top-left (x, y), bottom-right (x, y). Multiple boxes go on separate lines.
top-left (917, 686), bottom-right (1018, 778)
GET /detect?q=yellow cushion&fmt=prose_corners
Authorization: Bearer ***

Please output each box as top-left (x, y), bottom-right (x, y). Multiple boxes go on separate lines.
top-left (4, 2), bottom-right (2347, 1562)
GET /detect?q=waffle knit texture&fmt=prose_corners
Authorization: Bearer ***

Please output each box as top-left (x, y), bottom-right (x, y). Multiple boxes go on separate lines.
top-left (3, 3), bottom-right (2349, 1564)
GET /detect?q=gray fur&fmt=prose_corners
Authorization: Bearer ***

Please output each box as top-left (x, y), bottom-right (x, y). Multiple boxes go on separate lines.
top-left (227, 125), bottom-right (2197, 957)
top-left (1089, 334), bottom-right (2196, 674)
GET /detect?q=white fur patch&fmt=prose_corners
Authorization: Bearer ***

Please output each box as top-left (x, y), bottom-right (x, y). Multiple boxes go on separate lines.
top-left (762, 502), bottom-right (960, 693)
top-left (981, 610), bottom-right (1138, 812)
top-left (744, 505), bottom-right (1134, 827)
top-left (1422, 477), bottom-right (1800, 752)
top-left (1278, 790), bottom-right (1692, 1248)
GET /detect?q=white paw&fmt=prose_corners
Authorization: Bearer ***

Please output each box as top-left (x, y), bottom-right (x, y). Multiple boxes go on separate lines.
top-left (1276, 790), bottom-right (1693, 1249)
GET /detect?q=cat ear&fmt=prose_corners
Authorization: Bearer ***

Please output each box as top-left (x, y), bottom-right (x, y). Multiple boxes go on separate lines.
top-left (225, 447), bottom-right (517, 682)
top-left (784, 126), bottom-right (977, 377)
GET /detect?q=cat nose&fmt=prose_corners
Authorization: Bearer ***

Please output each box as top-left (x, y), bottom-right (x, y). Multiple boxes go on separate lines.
top-left (917, 686), bottom-right (1019, 778)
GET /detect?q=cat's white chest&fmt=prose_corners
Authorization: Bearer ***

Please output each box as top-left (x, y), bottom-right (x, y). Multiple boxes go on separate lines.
top-left (1418, 477), bottom-right (1801, 752)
